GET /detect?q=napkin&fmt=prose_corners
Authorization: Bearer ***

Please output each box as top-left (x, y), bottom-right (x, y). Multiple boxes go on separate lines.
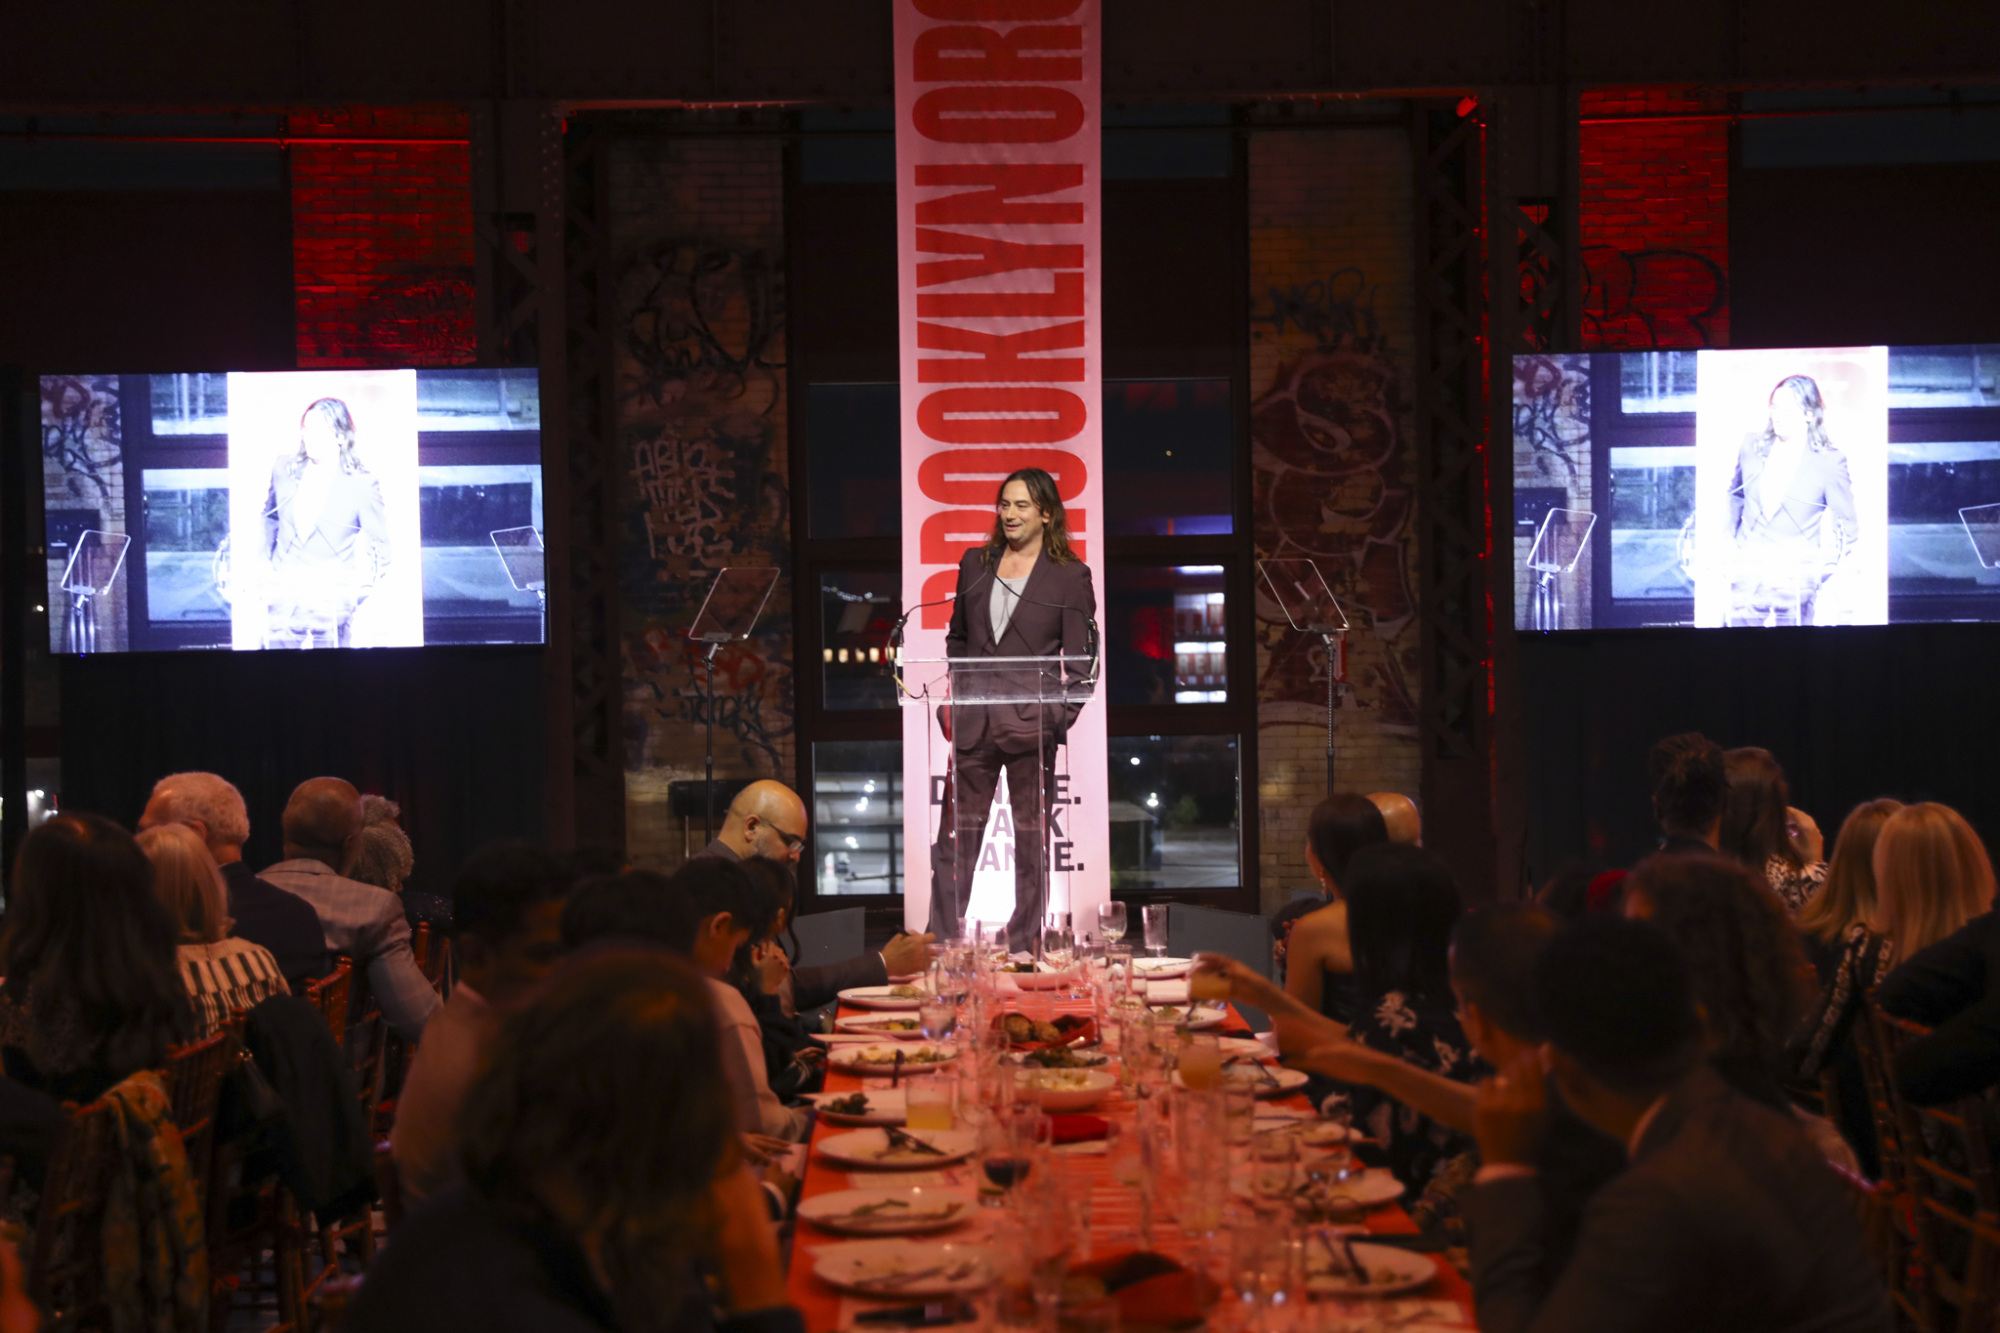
top-left (1071, 1251), bottom-right (1219, 1330)
top-left (1048, 1114), bottom-right (1111, 1144)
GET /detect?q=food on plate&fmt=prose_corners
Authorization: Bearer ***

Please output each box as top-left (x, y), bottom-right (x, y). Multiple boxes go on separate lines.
top-left (1018, 1068), bottom-right (1098, 1091)
top-left (823, 1092), bottom-right (870, 1116)
top-left (854, 1017), bottom-right (920, 1031)
top-left (842, 1044), bottom-right (950, 1065)
top-left (994, 1012), bottom-right (1095, 1049)
top-left (888, 984), bottom-right (929, 1000)
top-left (1025, 1046), bottom-right (1108, 1069)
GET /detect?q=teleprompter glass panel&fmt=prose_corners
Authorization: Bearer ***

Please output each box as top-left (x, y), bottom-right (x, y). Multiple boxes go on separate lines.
top-left (1103, 379), bottom-right (1233, 536)
top-left (1104, 564), bottom-right (1227, 706)
top-left (819, 571), bottom-right (901, 710)
top-left (1107, 734), bottom-right (1241, 892)
top-left (807, 383), bottom-right (901, 539)
top-left (812, 740), bottom-right (904, 896)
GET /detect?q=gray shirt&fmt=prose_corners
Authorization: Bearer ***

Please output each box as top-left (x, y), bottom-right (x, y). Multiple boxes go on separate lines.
top-left (991, 574), bottom-right (1028, 642)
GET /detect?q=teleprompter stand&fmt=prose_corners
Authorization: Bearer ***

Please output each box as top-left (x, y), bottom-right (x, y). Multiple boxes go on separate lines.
top-left (687, 567), bottom-right (780, 843)
top-left (1257, 559), bottom-right (1349, 797)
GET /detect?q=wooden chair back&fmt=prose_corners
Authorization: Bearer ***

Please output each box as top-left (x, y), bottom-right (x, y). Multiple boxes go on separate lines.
top-left (304, 961), bottom-right (353, 1042)
top-left (163, 1023), bottom-right (238, 1212)
top-left (29, 1098), bottom-right (118, 1332)
top-left (1870, 1001), bottom-right (2000, 1333)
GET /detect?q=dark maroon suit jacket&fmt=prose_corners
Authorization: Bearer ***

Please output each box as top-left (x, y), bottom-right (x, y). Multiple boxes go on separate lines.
top-left (942, 546), bottom-right (1095, 751)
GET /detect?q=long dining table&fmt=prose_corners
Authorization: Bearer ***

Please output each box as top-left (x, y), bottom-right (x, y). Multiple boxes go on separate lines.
top-left (782, 983), bottom-right (1475, 1332)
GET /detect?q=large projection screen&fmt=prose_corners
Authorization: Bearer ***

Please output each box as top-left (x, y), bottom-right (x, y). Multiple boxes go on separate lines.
top-left (40, 369), bottom-right (544, 653)
top-left (1512, 344), bottom-right (2000, 630)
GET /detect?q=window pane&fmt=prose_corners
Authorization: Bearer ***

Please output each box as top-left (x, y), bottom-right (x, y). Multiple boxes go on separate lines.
top-left (820, 571), bottom-right (901, 709)
top-left (1103, 379), bottom-right (1233, 535)
top-left (807, 383), bottom-right (900, 539)
top-left (812, 740), bottom-right (904, 896)
top-left (1108, 734), bottom-right (1240, 891)
top-left (1104, 564), bottom-right (1227, 705)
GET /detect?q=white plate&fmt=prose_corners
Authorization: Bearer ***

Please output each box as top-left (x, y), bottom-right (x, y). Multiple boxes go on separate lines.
top-left (1014, 1067), bottom-right (1118, 1111)
top-left (812, 1239), bottom-right (993, 1297)
top-left (1231, 1166), bottom-right (1404, 1212)
top-left (1219, 1037), bottom-right (1272, 1059)
top-left (835, 1014), bottom-right (932, 1040)
top-left (1133, 957), bottom-right (1192, 979)
top-left (1146, 1001), bottom-right (1228, 1030)
top-left (840, 985), bottom-right (933, 1011)
top-left (1175, 1066), bottom-right (1309, 1098)
top-left (1303, 1241), bottom-right (1438, 1297)
top-left (817, 1128), bottom-right (979, 1169)
top-left (829, 1044), bottom-right (958, 1075)
top-left (810, 1089), bottom-right (907, 1126)
top-left (1004, 967), bottom-right (1078, 991)
top-left (797, 1187), bottom-right (975, 1235)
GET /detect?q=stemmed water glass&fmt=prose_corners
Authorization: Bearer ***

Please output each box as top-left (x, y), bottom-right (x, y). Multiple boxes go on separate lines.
top-left (1096, 901), bottom-right (1127, 946)
top-left (1041, 923), bottom-right (1075, 974)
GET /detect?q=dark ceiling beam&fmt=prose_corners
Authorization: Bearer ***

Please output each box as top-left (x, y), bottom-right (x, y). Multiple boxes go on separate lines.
top-left (0, 0), bottom-right (1994, 106)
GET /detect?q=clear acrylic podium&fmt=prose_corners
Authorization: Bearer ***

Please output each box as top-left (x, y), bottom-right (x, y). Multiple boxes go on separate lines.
top-left (899, 653), bottom-right (1096, 952)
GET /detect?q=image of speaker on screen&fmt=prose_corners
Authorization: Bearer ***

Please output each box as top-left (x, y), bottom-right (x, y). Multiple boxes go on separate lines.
top-left (1694, 348), bottom-right (1888, 628)
top-left (229, 371), bottom-right (424, 650)
top-left (929, 467), bottom-right (1096, 953)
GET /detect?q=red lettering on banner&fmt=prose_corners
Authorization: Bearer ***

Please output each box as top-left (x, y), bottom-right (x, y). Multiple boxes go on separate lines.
top-left (913, 86), bottom-right (1084, 144)
top-left (920, 569), bottom-right (962, 628)
top-left (918, 387), bottom-right (1087, 443)
top-left (916, 229), bottom-right (1081, 287)
top-left (920, 509), bottom-right (996, 564)
top-left (913, 25), bottom-right (1082, 82)
top-left (915, 0), bottom-right (1082, 19)
top-left (914, 165), bottom-right (1083, 225)
top-left (918, 321), bottom-right (1084, 383)
top-left (918, 272), bottom-right (1082, 318)
top-left (918, 448), bottom-right (1087, 504)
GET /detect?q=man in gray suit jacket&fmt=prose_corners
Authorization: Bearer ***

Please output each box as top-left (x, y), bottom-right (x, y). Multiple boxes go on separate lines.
top-left (1464, 916), bottom-right (1890, 1333)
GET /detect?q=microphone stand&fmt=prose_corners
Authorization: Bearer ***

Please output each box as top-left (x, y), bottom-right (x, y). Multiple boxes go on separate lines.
top-left (703, 640), bottom-right (721, 844)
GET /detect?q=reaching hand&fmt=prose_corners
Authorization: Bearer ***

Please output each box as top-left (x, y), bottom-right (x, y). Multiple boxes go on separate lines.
top-left (754, 940), bottom-right (791, 995)
top-left (1287, 1038), bottom-right (1384, 1086)
top-left (881, 932), bottom-right (937, 977)
top-left (1472, 1049), bottom-right (1549, 1170)
top-left (1787, 806), bottom-right (1824, 865)
top-left (1190, 953), bottom-right (1295, 1016)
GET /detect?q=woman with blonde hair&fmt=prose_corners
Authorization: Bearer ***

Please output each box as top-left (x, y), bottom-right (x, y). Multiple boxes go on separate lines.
top-left (1797, 798), bottom-right (1904, 950)
top-left (136, 822), bottom-right (288, 1037)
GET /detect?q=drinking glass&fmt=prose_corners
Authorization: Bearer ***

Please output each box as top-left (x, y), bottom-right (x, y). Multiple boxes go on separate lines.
top-left (1141, 904), bottom-right (1170, 958)
top-left (1097, 901), bottom-right (1128, 945)
top-left (1251, 1129), bottom-right (1300, 1218)
top-left (907, 1076), bottom-right (956, 1132)
top-left (1179, 1032), bottom-right (1223, 1092)
top-left (979, 1106), bottom-right (1035, 1207)
top-left (920, 996), bottom-right (958, 1043)
top-left (1041, 925), bottom-right (1074, 973)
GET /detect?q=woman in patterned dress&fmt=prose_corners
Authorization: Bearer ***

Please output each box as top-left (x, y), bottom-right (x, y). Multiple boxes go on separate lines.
top-left (1720, 746), bottom-right (1826, 913)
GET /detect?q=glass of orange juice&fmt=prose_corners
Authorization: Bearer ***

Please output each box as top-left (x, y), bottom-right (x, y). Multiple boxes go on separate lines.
top-left (906, 1076), bottom-right (956, 1132)
top-left (1178, 1032), bottom-right (1224, 1091)
top-left (1188, 968), bottom-right (1231, 1004)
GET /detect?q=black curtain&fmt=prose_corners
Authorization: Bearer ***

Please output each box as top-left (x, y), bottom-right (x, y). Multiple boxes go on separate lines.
top-left (59, 646), bottom-right (544, 900)
top-left (1520, 624), bottom-right (2000, 883)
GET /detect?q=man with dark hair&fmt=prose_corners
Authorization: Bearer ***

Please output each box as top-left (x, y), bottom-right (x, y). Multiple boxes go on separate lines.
top-left (1466, 917), bottom-right (1890, 1333)
top-left (1647, 732), bottom-right (1728, 854)
top-left (675, 859), bottom-right (811, 1142)
top-left (390, 843), bottom-right (571, 1206)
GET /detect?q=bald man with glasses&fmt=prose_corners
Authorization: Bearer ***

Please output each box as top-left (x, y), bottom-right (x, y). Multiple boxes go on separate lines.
top-left (698, 780), bottom-right (933, 1010)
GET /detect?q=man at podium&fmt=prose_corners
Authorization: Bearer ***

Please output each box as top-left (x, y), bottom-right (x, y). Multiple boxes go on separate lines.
top-left (932, 467), bottom-right (1096, 952)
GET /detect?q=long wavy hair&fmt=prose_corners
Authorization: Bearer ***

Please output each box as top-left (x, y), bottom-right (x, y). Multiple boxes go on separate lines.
top-left (289, 397), bottom-right (364, 476)
top-left (2, 813), bottom-right (191, 1076)
top-left (979, 467), bottom-right (1077, 567)
top-left (1873, 802), bottom-right (1998, 958)
top-left (1719, 747), bottom-right (1802, 871)
top-left (1625, 852), bottom-right (1812, 1087)
top-left (459, 950), bottom-right (737, 1332)
top-left (1796, 798), bottom-right (1903, 947)
top-left (1757, 375), bottom-right (1836, 457)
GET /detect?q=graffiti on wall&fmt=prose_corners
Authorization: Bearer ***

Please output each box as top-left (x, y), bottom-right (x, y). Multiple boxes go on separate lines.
top-left (1251, 273), bottom-right (1420, 732)
top-left (613, 197), bottom-right (793, 782)
top-left (358, 266), bottom-right (476, 366)
top-left (1583, 247), bottom-right (1728, 350)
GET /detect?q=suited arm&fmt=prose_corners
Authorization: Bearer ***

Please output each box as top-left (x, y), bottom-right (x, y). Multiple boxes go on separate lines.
top-left (1896, 993), bottom-right (2000, 1106)
top-left (1058, 562), bottom-right (1096, 732)
top-left (1877, 914), bottom-right (1992, 1025)
top-left (358, 475), bottom-right (391, 588)
top-left (264, 472), bottom-right (283, 561)
top-left (1728, 452), bottom-right (1748, 540)
top-left (1820, 453), bottom-right (1858, 569)
top-left (944, 557), bottom-right (973, 658)
top-left (362, 909), bottom-right (442, 1042)
top-left (792, 953), bottom-right (888, 1013)
top-left (1468, 1172), bottom-right (1692, 1333)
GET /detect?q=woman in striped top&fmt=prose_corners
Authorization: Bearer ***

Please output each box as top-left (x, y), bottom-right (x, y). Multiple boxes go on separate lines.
top-left (136, 822), bottom-right (288, 1037)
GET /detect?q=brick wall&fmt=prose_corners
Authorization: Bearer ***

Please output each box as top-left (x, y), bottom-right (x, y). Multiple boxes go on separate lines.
top-left (1247, 118), bottom-right (1423, 911)
top-left (607, 134), bottom-right (794, 870)
top-left (290, 105), bottom-right (475, 368)
top-left (1580, 86), bottom-right (1730, 350)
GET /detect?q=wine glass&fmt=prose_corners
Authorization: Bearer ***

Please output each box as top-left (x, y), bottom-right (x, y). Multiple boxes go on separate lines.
top-left (1042, 925), bottom-right (1074, 973)
top-left (920, 995), bottom-right (957, 1043)
top-left (1141, 903), bottom-right (1170, 959)
top-left (1097, 901), bottom-right (1127, 946)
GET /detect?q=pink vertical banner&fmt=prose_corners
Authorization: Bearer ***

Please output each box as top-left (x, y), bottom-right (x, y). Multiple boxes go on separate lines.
top-left (894, 0), bottom-right (1107, 937)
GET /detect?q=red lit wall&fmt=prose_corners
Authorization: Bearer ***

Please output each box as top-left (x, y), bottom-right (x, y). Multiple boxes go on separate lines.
top-left (290, 105), bottom-right (474, 367)
top-left (1579, 86), bottom-right (1730, 349)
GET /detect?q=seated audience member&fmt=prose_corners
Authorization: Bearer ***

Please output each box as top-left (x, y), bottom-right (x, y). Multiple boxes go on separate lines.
top-left (677, 858), bottom-right (811, 1142)
top-left (1464, 916), bottom-right (1891, 1333)
top-left (1366, 791), bottom-right (1423, 845)
top-left (1795, 799), bottom-right (1903, 961)
top-left (1865, 806), bottom-right (2000, 1106)
top-left (262, 777), bottom-right (441, 1042)
top-left (346, 950), bottom-right (801, 1333)
top-left (1719, 746), bottom-right (1825, 912)
top-left (733, 857), bottom-right (825, 1102)
top-left (1271, 794), bottom-right (1387, 1000)
top-left (391, 843), bottom-right (571, 1209)
top-left (139, 770), bottom-right (330, 988)
top-left (136, 822), bottom-right (287, 1037)
top-left (1647, 732), bottom-right (1727, 855)
top-left (349, 794), bottom-right (415, 897)
top-left (0, 815), bottom-right (192, 1191)
top-left (560, 870), bottom-right (698, 954)
top-left (697, 780), bottom-right (932, 1009)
